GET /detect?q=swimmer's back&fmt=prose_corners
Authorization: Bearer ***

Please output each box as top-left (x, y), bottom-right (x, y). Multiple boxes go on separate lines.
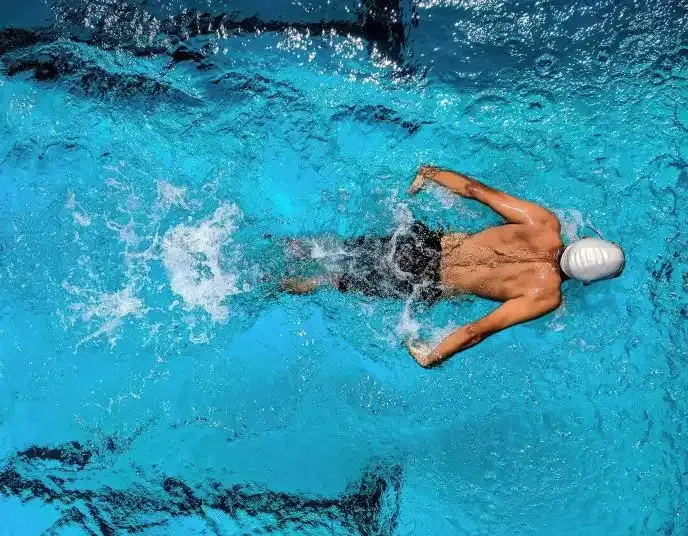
top-left (440, 222), bottom-right (563, 301)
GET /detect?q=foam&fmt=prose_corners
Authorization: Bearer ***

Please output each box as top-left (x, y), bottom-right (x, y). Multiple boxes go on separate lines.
top-left (161, 203), bottom-right (243, 322)
top-left (62, 179), bottom-right (247, 349)
top-left (395, 297), bottom-right (421, 340)
top-left (155, 180), bottom-right (191, 211)
top-left (554, 208), bottom-right (585, 243)
top-left (66, 192), bottom-right (92, 227)
top-left (310, 240), bottom-right (347, 259)
top-left (62, 282), bottom-right (147, 349)
top-left (80, 286), bottom-right (144, 322)
top-left (384, 205), bottom-right (415, 284)
top-left (106, 219), bottom-right (139, 247)
top-left (431, 186), bottom-right (481, 218)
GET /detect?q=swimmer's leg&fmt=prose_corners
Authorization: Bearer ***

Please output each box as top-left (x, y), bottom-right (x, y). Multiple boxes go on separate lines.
top-left (280, 233), bottom-right (385, 296)
top-left (280, 274), bottom-right (342, 295)
top-left (280, 235), bottom-right (347, 295)
top-left (283, 235), bottom-right (349, 261)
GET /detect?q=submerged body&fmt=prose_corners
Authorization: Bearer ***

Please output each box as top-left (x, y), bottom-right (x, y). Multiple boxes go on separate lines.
top-left (283, 166), bottom-right (623, 368)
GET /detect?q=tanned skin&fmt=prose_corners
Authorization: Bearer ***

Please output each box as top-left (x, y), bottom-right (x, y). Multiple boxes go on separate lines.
top-left (282, 166), bottom-right (566, 368)
top-left (405, 166), bottom-right (564, 367)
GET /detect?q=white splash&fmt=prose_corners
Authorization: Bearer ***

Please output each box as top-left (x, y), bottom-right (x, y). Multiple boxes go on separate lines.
top-left (63, 282), bottom-right (147, 349)
top-left (81, 286), bottom-right (143, 322)
top-left (395, 297), bottom-right (421, 340)
top-left (66, 191), bottom-right (92, 227)
top-left (106, 219), bottom-right (139, 247)
top-left (162, 203), bottom-right (243, 322)
top-left (392, 203), bottom-right (414, 226)
top-left (431, 185), bottom-right (480, 217)
top-left (554, 208), bottom-right (585, 243)
top-left (155, 180), bottom-right (190, 211)
top-left (310, 240), bottom-right (347, 259)
top-left (547, 295), bottom-right (567, 332)
top-left (428, 323), bottom-right (460, 347)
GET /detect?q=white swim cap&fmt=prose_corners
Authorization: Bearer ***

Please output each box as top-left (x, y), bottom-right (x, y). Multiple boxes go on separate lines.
top-left (559, 238), bottom-right (625, 282)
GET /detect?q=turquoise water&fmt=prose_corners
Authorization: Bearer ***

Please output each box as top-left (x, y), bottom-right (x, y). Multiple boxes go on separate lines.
top-left (1, 0), bottom-right (687, 534)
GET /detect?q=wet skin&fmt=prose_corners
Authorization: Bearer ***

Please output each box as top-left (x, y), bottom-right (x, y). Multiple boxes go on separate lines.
top-left (405, 167), bottom-right (565, 367)
top-left (282, 166), bottom-right (566, 368)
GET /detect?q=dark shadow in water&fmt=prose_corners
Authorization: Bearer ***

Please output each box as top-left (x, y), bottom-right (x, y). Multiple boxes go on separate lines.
top-left (159, 0), bottom-right (406, 58)
top-left (0, 439), bottom-right (403, 535)
top-left (332, 103), bottom-right (435, 135)
top-left (0, 0), bottom-right (421, 101)
top-left (1, 0), bottom-right (409, 62)
top-left (0, 25), bottom-right (429, 133)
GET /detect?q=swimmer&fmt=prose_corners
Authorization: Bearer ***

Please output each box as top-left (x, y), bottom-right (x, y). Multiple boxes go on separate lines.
top-left (282, 166), bottom-right (625, 368)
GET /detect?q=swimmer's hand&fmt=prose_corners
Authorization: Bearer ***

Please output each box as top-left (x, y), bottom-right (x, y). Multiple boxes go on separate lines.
top-left (406, 340), bottom-right (439, 368)
top-left (409, 166), bottom-right (479, 198)
top-left (408, 165), bottom-right (440, 195)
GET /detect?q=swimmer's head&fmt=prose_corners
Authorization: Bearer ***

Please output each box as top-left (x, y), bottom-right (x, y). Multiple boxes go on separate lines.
top-left (559, 238), bottom-right (625, 282)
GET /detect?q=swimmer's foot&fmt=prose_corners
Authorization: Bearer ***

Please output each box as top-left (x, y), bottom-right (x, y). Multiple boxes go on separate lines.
top-left (280, 274), bottom-right (340, 295)
top-left (280, 277), bottom-right (320, 294)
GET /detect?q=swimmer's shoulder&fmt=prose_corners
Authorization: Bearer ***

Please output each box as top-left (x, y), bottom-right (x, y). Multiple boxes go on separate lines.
top-left (530, 266), bottom-right (563, 303)
top-left (523, 278), bottom-right (562, 316)
top-left (527, 211), bottom-right (561, 236)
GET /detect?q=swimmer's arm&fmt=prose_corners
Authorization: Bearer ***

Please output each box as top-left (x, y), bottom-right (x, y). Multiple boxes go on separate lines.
top-left (409, 293), bottom-right (561, 368)
top-left (409, 166), bottom-right (558, 226)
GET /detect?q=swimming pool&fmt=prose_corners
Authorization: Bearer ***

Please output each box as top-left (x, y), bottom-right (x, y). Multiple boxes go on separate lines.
top-left (0, 0), bottom-right (686, 534)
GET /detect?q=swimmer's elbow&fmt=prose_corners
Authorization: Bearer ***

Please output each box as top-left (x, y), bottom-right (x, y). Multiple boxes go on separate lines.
top-left (539, 212), bottom-right (561, 230)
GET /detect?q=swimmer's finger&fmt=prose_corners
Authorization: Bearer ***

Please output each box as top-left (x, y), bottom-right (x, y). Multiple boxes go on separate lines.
top-left (408, 174), bottom-right (425, 195)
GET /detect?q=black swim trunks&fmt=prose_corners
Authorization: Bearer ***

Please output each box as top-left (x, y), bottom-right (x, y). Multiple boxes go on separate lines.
top-left (335, 221), bottom-right (443, 303)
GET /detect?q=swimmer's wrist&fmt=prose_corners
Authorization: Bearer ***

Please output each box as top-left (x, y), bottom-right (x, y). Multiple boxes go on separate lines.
top-left (427, 348), bottom-right (443, 367)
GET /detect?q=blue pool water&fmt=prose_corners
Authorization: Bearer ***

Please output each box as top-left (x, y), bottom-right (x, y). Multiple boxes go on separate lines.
top-left (1, 0), bottom-right (686, 534)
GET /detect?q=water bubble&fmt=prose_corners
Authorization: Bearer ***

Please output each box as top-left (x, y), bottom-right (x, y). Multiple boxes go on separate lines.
top-left (596, 47), bottom-right (610, 65)
top-left (534, 53), bottom-right (557, 78)
top-left (577, 84), bottom-right (600, 98)
top-left (502, 34), bottom-right (527, 58)
top-left (517, 88), bottom-right (554, 123)
top-left (464, 92), bottom-right (509, 122)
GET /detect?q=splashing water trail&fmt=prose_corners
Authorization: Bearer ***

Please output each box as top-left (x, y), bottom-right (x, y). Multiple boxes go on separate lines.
top-left (162, 203), bottom-right (243, 322)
